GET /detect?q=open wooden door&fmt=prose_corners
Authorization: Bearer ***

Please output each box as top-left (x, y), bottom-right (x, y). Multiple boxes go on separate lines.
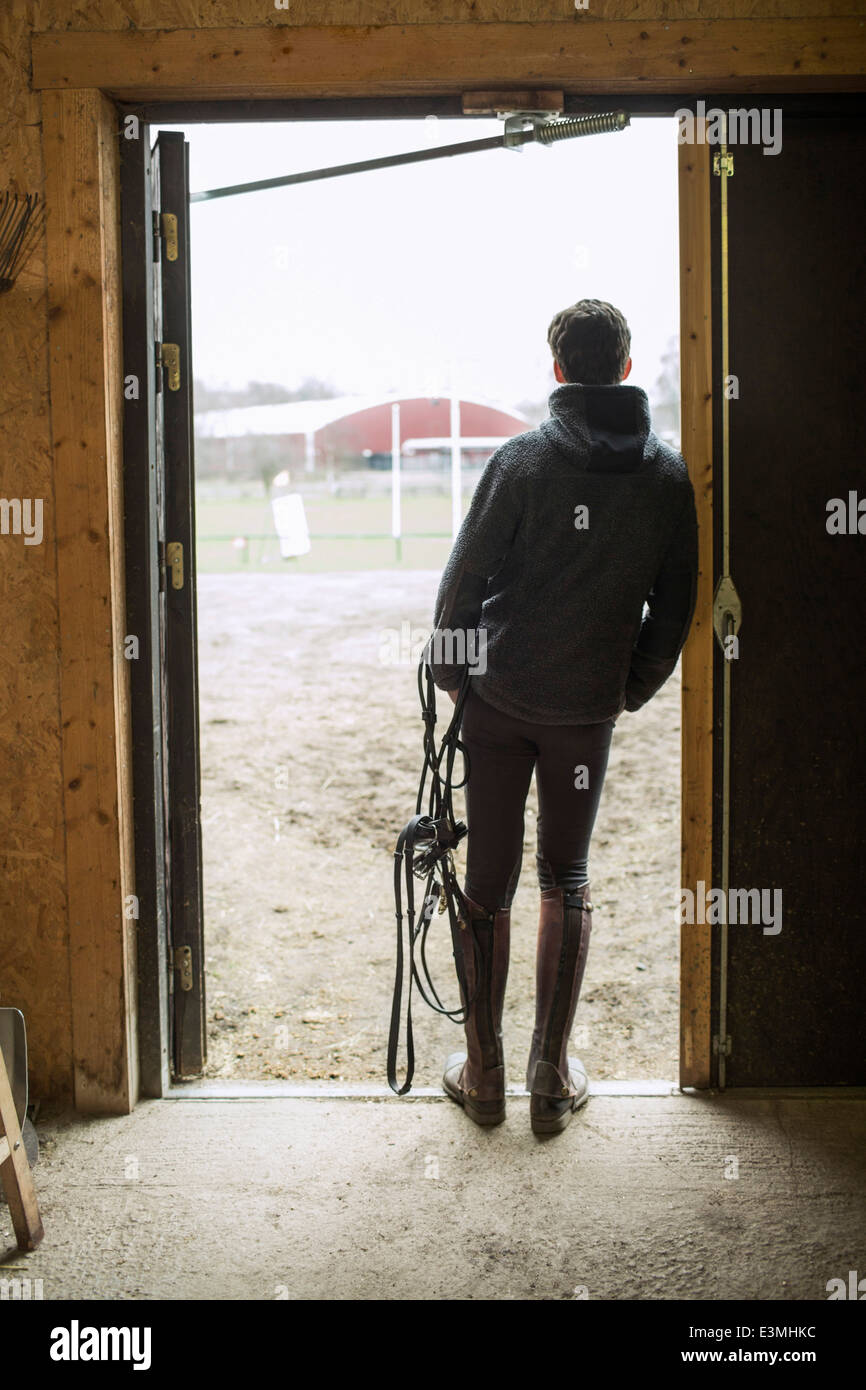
top-left (121, 123), bottom-right (206, 1088)
top-left (679, 105), bottom-right (866, 1089)
top-left (151, 130), bottom-right (207, 1079)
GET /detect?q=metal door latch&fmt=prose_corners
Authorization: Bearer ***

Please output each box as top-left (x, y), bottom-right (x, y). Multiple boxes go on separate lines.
top-left (713, 574), bottom-right (742, 651)
top-left (713, 151), bottom-right (735, 177)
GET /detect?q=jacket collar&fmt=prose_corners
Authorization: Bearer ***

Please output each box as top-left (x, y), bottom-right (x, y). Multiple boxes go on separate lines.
top-left (541, 383), bottom-right (653, 472)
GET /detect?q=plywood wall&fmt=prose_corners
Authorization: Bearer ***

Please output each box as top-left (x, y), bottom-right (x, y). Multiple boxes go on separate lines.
top-left (0, 3), bottom-right (73, 1102)
top-left (1, 7), bottom-right (136, 1109)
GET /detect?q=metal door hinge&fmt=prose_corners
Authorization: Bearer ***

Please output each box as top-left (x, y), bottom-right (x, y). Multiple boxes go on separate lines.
top-left (158, 342), bottom-right (181, 391)
top-left (160, 212), bottom-right (179, 261)
top-left (713, 1033), bottom-right (732, 1058)
top-left (713, 574), bottom-right (743, 652)
top-left (173, 945), bottom-right (193, 992)
top-left (713, 151), bottom-right (735, 177)
top-left (166, 541), bottom-right (184, 590)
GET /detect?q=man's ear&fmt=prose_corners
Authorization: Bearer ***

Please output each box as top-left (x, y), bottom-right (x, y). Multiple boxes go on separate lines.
top-left (621, 357), bottom-right (632, 382)
top-left (553, 359), bottom-right (566, 384)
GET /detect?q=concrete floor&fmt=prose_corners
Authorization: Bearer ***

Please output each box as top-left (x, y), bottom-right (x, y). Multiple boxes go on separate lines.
top-left (4, 1089), bottom-right (864, 1301)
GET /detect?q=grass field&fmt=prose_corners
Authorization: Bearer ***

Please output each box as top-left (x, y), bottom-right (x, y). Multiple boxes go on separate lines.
top-left (195, 491), bottom-right (466, 572)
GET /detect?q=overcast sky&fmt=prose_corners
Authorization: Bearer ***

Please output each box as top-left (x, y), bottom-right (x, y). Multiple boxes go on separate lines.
top-left (164, 116), bottom-right (680, 412)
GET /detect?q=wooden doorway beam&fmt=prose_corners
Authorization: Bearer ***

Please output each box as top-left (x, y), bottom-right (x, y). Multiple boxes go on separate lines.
top-left (32, 20), bottom-right (866, 101)
top-left (42, 89), bottom-right (138, 1114)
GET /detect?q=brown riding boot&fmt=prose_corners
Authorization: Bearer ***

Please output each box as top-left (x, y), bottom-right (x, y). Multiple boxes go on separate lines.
top-left (526, 884), bottom-right (593, 1135)
top-left (442, 893), bottom-right (510, 1127)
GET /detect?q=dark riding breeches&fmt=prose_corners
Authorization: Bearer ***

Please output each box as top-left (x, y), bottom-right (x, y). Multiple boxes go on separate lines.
top-left (460, 685), bottom-right (615, 912)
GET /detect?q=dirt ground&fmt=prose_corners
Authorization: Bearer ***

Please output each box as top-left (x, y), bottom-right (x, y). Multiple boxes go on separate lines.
top-left (196, 570), bottom-right (682, 1085)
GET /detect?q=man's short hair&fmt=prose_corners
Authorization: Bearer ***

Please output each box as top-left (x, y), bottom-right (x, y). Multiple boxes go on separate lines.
top-left (547, 299), bottom-right (631, 385)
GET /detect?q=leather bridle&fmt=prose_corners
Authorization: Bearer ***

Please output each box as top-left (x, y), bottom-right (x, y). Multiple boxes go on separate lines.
top-left (387, 660), bottom-right (481, 1096)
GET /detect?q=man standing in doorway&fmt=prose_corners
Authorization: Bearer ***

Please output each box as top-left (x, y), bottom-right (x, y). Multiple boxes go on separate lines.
top-left (426, 298), bottom-right (698, 1134)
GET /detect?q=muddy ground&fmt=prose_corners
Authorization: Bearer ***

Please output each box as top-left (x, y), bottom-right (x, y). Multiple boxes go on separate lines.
top-left (196, 571), bottom-right (682, 1084)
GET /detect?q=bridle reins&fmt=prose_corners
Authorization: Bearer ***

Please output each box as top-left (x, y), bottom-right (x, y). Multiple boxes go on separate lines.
top-left (387, 659), bottom-right (481, 1096)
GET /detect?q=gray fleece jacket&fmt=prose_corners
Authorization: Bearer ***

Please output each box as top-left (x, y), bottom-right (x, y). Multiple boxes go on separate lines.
top-left (427, 382), bottom-right (698, 724)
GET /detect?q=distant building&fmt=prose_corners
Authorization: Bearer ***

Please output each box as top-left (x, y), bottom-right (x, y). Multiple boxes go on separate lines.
top-left (195, 393), bottom-right (529, 474)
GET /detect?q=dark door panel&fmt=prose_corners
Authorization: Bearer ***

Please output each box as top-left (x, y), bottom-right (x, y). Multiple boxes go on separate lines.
top-left (152, 131), bottom-right (207, 1078)
top-left (720, 115), bottom-right (866, 1084)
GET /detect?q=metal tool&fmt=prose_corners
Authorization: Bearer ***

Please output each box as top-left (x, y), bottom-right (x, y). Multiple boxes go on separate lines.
top-left (190, 111), bottom-right (630, 203)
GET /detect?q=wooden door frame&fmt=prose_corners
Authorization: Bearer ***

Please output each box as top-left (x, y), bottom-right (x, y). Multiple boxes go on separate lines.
top-left (119, 117), bottom-right (170, 1101)
top-left (41, 88), bottom-right (138, 1115)
top-left (677, 138), bottom-right (713, 1088)
top-left (38, 19), bottom-right (863, 1109)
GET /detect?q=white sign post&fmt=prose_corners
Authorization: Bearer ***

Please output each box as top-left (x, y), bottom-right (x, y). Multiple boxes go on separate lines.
top-left (450, 391), bottom-right (462, 540)
top-left (391, 401), bottom-right (402, 563)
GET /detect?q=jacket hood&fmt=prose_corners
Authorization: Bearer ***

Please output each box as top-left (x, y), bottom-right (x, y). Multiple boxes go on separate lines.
top-left (540, 383), bottom-right (653, 473)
